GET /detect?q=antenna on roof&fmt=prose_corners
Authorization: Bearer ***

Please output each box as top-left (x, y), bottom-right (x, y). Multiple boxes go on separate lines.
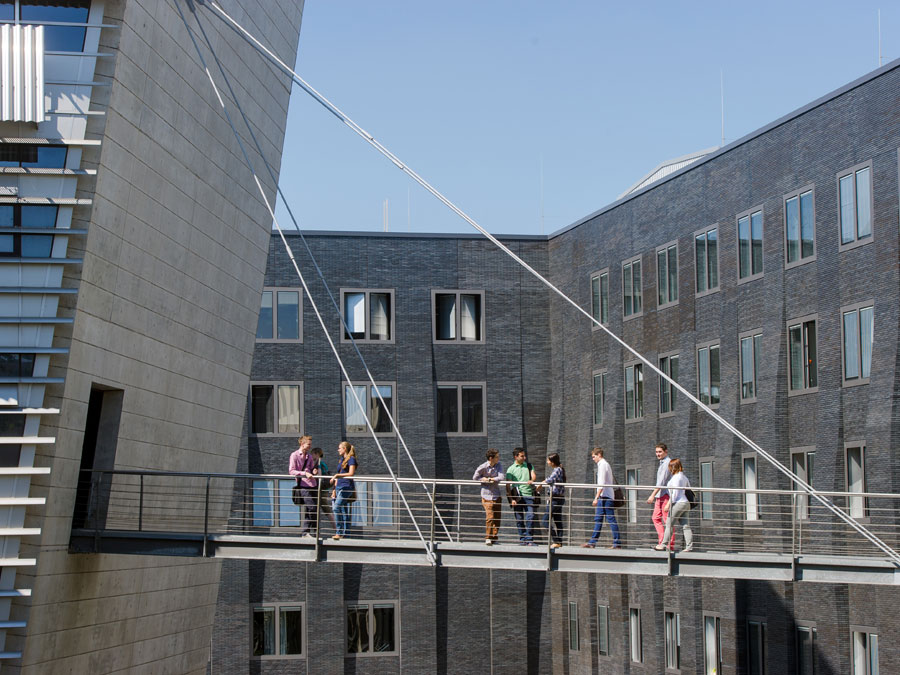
top-left (720, 69), bottom-right (725, 148)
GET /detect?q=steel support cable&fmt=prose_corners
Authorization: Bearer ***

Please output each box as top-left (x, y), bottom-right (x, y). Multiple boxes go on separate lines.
top-left (173, 1), bottom-right (436, 562)
top-left (203, 1), bottom-right (900, 567)
top-left (179, 2), bottom-right (452, 542)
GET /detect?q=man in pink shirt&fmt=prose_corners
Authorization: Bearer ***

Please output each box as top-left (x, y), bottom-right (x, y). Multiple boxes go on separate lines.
top-left (289, 435), bottom-right (318, 535)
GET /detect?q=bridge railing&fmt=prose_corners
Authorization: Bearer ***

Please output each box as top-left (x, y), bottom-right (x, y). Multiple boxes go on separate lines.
top-left (71, 469), bottom-right (900, 560)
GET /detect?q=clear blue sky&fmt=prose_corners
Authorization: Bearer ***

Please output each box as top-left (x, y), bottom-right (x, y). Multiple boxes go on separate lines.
top-left (273, 1), bottom-right (898, 236)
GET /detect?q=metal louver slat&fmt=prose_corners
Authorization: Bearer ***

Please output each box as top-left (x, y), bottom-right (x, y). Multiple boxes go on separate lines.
top-left (0, 25), bottom-right (44, 123)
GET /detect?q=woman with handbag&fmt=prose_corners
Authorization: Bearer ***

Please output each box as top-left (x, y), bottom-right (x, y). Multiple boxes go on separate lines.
top-left (330, 441), bottom-right (358, 540)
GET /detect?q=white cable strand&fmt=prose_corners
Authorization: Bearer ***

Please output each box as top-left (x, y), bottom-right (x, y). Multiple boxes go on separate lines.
top-left (204, 0), bottom-right (900, 566)
top-left (173, 0), bottom-right (435, 562)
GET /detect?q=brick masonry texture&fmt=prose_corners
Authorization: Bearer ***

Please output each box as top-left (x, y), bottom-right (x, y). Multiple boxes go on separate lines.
top-left (217, 63), bottom-right (900, 673)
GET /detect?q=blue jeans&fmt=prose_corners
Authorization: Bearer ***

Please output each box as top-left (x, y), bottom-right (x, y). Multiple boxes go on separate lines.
top-left (513, 496), bottom-right (535, 543)
top-left (333, 486), bottom-right (353, 536)
top-left (542, 497), bottom-right (565, 544)
top-left (589, 497), bottom-right (620, 546)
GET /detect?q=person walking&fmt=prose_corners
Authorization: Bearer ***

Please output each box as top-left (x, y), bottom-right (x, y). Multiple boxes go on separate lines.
top-left (646, 442), bottom-right (674, 549)
top-left (540, 453), bottom-right (566, 548)
top-left (505, 448), bottom-right (537, 545)
top-left (473, 448), bottom-right (504, 545)
top-left (583, 447), bottom-right (621, 549)
top-left (656, 459), bottom-right (694, 552)
top-left (288, 435), bottom-right (318, 536)
top-left (330, 441), bottom-right (357, 540)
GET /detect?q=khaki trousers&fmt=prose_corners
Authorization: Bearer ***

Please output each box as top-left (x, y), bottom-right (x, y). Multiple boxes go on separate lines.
top-left (482, 498), bottom-right (501, 540)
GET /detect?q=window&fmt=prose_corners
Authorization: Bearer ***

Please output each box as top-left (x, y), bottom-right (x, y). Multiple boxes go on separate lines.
top-left (796, 624), bottom-right (816, 675)
top-left (252, 603), bottom-right (304, 658)
top-left (590, 269), bottom-right (609, 326)
top-left (6, 1), bottom-right (90, 52)
top-left (432, 290), bottom-right (484, 343)
top-left (592, 370), bottom-right (605, 427)
top-left (626, 468), bottom-right (640, 523)
top-left (249, 383), bottom-right (302, 436)
top-left (622, 256), bottom-right (642, 319)
top-left (256, 288), bottom-right (301, 341)
top-left (700, 460), bottom-right (713, 520)
top-left (568, 602), bottom-right (579, 651)
top-left (658, 352), bottom-right (678, 415)
top-left (350, 480), bottom-right (395, 528)
top-left (743, 454), bottom-right (759, 521)
top-left (845, 444), bottom-right (867, 519)
top-left (347, 602), bottom-right (398, 655)
top-left (656, 241), bottom-right (678, 309)
top-left (624, 362), bottom-right (643, 421)
top-left (251, 479), bottom-right (300, 527)
top-left (665, 611), bottom-right (681, 670)
top-left (748, 620), bottom-right (766, 675)
top-left (695, 226), bottom-right (719, 296)
top-left (0, 205), bottom-right (58, 258)
top-left (839, 163), bottom-right (873, 250)
top-left (791, 448), bottom-right (816, 520)
top-left (851, 629), bottom-right (879, 675)
top-left (342, 289), bottom-right (394, 342)
top-left (788, 315), bottom-right (818, 394)
top-left (784, 187), bottom-right (816, 267)
top-left (630, 608), bottom-right (642, 663)
top-left (697, 342), bottom-right (720, 406)
top-left (841, 303), bottom-right (874, 386)
top-left (737, 207), bottom-right (764, 282)
top-left (0, 354), bottom-right (35, 377)
top-left (704, 615), bottom-right (722, 675)
top-left (344, 382), bottom-right (395, 436)
top-left (739, 330), bottom-right (762, 402)
top-left (435, 382), bottom-right (485, 435)
top-left (598, 604), bottom-right (610, 656)
top-left (0, 144), bottom-right (67, 168)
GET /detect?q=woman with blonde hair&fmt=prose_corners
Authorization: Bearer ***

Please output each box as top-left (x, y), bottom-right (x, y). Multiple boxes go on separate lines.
top-left (330, 441), bottom-right (358, 540)
top-left (655, 458), bottom-right (693, 552)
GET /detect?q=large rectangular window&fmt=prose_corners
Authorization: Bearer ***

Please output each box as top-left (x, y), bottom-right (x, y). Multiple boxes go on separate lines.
top-left (841, 303), bottom-right (874, 387)
top-left (626, 468), bottom-right (640, 523)
top-left (590, 269), bottom-right (609, 326)
top-left (656, 241), bottom-right (678, 309)
top-left (435, 382), bottom-right (485, 435)
top-left (623, 256), bottom-right (642, 319)
top-left (704, 615), bottom-right (722, 675)
top-left (785, 187), bottom-right (816, 267)
top-left (788, 316), bottom-right (818, 394)
top-left (658, 352), bottom-right (678, 415)
top-left (791, 448), bottom-right (816, 520)
top-left (347, 602), bottom-right (398, 655)
top-left (700, 459), bottom-right (713, 520)
top-left (630, 608), bottom-right (642, 663)
top-left (251, 479), bottom-right (300, 528)
top-left (695, 226), bottom-right (719, 296)
top-left (739, 331), bottom-right (762, 402)
top-left (252, 603), bottom-right (304, 658)
top-left (349, 481), bottom-right (395, 529)
top-left (743, 454), bottom-right (759, 521)
top-left (839, 163), bottom-right (873, 250)
top-left (624, 362), bottom-right (643, 421)
top-left (796, 624), bottom-right (816, 675)
top-left (344, 382), bottom-right (395, 436)
top-left (845, 444), bottom-right (867, 519)
top-left (250, 382), bottom-right (302, 436)
top-left (433, 290), bottom-right (484, 343)
top-left (851, 629), bottom-right (879, 675)
top-left (748, 620), bottom-right (766, 675)
top-left (665, 611), bottom-right (681, 670)
top-left (14, 0), bottom-right (90, 52)
top-left (697, 342), bottom-right (720, 406)
top-left (737, 208), bottom-right (764, 282)
top-left (592, 370), bottom-right (606, 427)
top-left (568, 602), bottom-right (579, 651)
top-left (598, 604), bottom-right (610, 657)
top-left (0, 144), bottom-right (67, 168)
top-left (0, 204), bottom-right (59, 258)
top-left (256, 288), bottom-right (301, 342)
top-left (342, 289), bottom-right (394, 342)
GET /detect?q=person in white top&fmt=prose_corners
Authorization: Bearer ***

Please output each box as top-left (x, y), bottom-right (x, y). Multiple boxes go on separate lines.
top-left (655, 458), bottom-right (693, 552)
top-left (582, 447), bottom-right (621, 549)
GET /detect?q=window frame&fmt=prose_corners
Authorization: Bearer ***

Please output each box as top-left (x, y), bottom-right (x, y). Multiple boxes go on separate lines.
top-left (791, 447), bottom-right (816, 521)
top-left (248, 381), bottom-right (304, 437)
top-left (256, 287), bottom-right (303, 343)
top-left (849, 626), bottom-right (879, 675)
top-left (840, 301), bottom-right (874, 388)
top-left (837, 161), bottom-right (874, 252)
top-left (250, 478), bottom-right (301, 528)
top-left (699, 457), bottom-right (714, 520)
top-left (590, 268), bottom-right (610, 329)
top-left (250, 601), bottom-right (306, 659)
top-left (783, 185), bottom-right (817, 269)
top-left (434, 381), bottom-right (487, 437)
top-left (696, 339), bottom-right (721, 409)
top-left (622, 255), bottom-right (643, 321)
top-left (626, 466), bottom-right (640, 523)
top-left (787, 313), bottom-right (819, 396)
top-left (431, 289), bottom-right (485, 344)
top-left (844, 442), bottom-right (868, 519)
top-left (568, 601), bottom-right (580, 652)
top-left (342, 381), bottom-right (397, 437)
top-left (592, 369), bottom-right (606, 428)
top-left (345, 600), bottom-right (400, 657)
top-left (350, 479), bottom-right (396, 529)
top-left (624, 360), bottom-right (644, 422)
top-left (795, 621), bottom-right (817, 675)
top-left (340, 288), bottom-right (396, 344)
top-left (747, 617), bottom-right (767, 675)
top-left (736, 205), bottom-right (765, 284)
top-left (655, 240), bottom-right (679, 310)
top-left (629, 606), bottom-right (642, 663)
top-left (739, 329), bottom-right (762, 403)
top-left (703, 613), bottom-right (723, 675)
top-left (694, 225), bottom-right (720, 297)
top-left (742, 452), bottom-right (760, 522)
top-left (658, 350), bottom-right (679, 417)
top-left (597, 603), bottom-right (610, 657)
top-left (664, 609), bottom-right (681, 672)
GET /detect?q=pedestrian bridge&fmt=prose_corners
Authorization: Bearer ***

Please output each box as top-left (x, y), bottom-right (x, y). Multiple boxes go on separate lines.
top-left (68, 470), bottom-right (900, 586)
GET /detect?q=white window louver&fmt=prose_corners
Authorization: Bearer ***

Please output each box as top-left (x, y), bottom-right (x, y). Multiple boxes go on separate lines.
top-left (0, 24), bottom-right (44, 123)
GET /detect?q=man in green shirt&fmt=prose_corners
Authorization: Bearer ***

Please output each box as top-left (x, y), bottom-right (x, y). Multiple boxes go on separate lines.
top-left (505, 448), bottom-right (537, 545)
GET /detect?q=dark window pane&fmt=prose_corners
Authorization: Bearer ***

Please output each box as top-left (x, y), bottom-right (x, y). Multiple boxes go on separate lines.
top-left (20, 206), bottom-right (57, 228)
top-left (250, 385), bottom-right (273, 434)
top-left (751, 211), bottom-right (763, 275)
top-left (461, 386), bottom-right (483, 433)
top-left (370, 384), bottom-right (392, 433)
top-left (21, 1), bottom-right (90, 52)
top-left (252, 607), bottom-right (275, 656)
top-left (373, 605), bottom-right (395, 652)
top-left (738, 216), bottom-right (750, 277)
top-left (435, 294), bottom-right (456, 340)
top-left (279, 607), bottom-right (303, 655)
top-left (0, 414), bottom-right (25, 436)
top-left (0, 206), bottom-right (14, 228)
top-left (0, 2), bottom-right (13, 21)
top-left (21, 234), bottom-right (52, 257)
top-left (632, 261), bottom-right (642, 312)
top-left (707, 229), bottom-right (718, 288)
top-left (256, 291), bottom-right (272, 339)
top-left (21, 145), bottom-right (67, 168)
top-left (799, 191), bottom-right (814, 258)
top-left (805, 321), bottom-right (817, 388)
top-left (785, 195), bottom-right (799, 263)
top-left (0, 235), bottom-right (14, 255)
top-left (0, 444), bottom-right (20, 467)
top-left (709, 346), bottom-right (720, 404)
top-left (695, 235), bottom-right (706, 293)
top-left (347, 606), bottom-right (369, 653)
top-left (600, 273), bottom-right (609, 323)
top-left (436, 386), bottom-right (457, 433)
top-left (276, 291), bottom-right (299, 340)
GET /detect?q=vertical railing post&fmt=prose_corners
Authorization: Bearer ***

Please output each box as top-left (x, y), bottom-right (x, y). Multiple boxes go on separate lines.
top-left (797, 494), bottom-right (803, 556)
top-left (138, 474), bottom-right (144, 532)
top-left (791, 492), bottom-right (797, 556)
top-left (202, 475), bottom-right (210, 557)
top-left (455, 484), bottom-right (462, 542)
top-left (314, 477), bottom-right (322, 560)
top-left (566, 490), bottom-right (573, 547)
top-left (429, 482), bottom-right (437, 546)
top-left (92, 471), bottom-right (101, 553)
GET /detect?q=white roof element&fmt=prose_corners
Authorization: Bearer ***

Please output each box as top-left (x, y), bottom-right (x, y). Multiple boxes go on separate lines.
top-left (619, 147), bottom-right (718, 199)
